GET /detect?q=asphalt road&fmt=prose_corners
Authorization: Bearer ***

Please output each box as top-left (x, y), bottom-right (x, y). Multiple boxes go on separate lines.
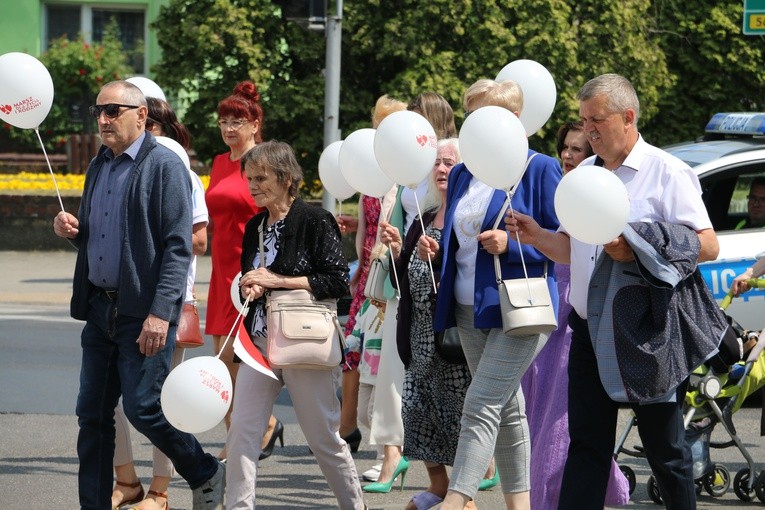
top-left (0, 251), bottom-right (764, 508)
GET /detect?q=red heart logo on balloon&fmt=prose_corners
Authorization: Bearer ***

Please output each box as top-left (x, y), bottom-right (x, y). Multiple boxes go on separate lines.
top-left (0, 105), bottom-right (12, 115)
top-left (416, 134), bottom-right (428, 146)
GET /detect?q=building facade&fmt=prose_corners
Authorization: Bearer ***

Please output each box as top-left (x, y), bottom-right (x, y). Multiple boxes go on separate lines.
top-left (0, 0), bottom-right (169, 77)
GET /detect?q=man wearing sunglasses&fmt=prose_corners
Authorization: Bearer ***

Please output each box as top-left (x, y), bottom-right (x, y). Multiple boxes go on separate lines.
top-left (53, 80), bottom-right (224, 510)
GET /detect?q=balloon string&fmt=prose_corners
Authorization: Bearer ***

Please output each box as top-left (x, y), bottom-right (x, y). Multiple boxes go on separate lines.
top-left (505, 190), bottom-right (534, 303)
top-left (414, 192), bottom-right (437, 294)
top-left (34, 128), bottom-right (65, 213)
top-left (217, 298), bottom-right (250, 360)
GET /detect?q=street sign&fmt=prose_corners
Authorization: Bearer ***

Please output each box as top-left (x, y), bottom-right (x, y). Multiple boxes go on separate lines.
top-left (744, 0), bottom-right (765, 35)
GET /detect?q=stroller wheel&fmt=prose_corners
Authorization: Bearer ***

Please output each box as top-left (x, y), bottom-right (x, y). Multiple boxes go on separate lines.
top-left (733, 468), bottom-right (755, 501)
top-left (647, 475), bottom-right (663, 505)
top-left (754, 471), bottom-right (765, 503)
top-left (618, 465), bottom-right (636, 495)
top-left (702, 464), bottom-right (730, 497)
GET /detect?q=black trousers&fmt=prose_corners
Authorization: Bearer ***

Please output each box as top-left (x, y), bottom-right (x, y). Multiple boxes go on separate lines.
top-left (558, 311), bottom-right (695, 510)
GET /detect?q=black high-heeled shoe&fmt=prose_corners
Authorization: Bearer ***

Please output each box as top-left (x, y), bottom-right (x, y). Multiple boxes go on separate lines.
top-left (259, 419), bottom-right (285, 460)
top-left (308, 427), bottom-right (362, 455)
top-left (342, 427), bottom-right (362, 453)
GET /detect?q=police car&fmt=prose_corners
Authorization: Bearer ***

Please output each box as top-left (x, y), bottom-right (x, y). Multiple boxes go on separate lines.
top-left (663, 112), bottom-right (765, 330)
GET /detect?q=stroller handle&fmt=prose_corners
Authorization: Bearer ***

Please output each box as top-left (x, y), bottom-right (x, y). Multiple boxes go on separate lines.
top-left (719, 277), bottom-right (765, 309)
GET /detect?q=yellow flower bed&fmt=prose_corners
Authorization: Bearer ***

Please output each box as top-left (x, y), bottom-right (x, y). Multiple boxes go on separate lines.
top-left (0, 172), bottom-right (210, 192)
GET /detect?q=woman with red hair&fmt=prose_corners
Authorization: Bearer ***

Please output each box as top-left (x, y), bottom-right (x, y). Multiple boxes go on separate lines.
top-left (205, 81), bottom-right (281, 461)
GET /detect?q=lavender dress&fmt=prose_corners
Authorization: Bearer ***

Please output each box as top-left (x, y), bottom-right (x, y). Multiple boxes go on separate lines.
top-left (521, 264), bottom-right (630, 509)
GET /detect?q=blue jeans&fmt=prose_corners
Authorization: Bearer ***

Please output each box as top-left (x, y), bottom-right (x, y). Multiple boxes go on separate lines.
top-left (77, 291), bottom-right (217, 509)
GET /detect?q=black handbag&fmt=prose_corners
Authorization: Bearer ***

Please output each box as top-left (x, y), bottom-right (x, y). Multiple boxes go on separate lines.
top-left (434, 327), bottom-right (467, 365)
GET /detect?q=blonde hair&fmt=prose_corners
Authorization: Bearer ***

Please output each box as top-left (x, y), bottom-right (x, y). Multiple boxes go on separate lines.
top-left (462, 79), bottom-right (523, 115)
top-left (371, 95), bottom-right (407, 128)
top-left (408, 92), bottom-right (457, 139)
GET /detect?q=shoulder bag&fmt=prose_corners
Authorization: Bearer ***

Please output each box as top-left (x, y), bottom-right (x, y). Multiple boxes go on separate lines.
top-left (258, 219), bottom-right (344, 369)
top-left (363, 200), bottom-right (397, 302)
top-left (364, 248), bottom-right (389, 302)
top-left (493, 155), bottom-right (557, 337)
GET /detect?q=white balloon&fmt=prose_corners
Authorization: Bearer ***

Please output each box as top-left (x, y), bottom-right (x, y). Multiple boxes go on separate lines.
top-left (554, 165), bottom-right (630, 245)
top-left (319, 140), bottom-right (356, 201)
top-left (126, 76), bottom-right (167, 101)
top-left (161, 356), bottom-right (233, 433)
top-left (230, 271), bottom-right (244, 313)
top-left (373, 110), bottom-right (437, 187)
top-left (155, 136), bottom-right (190, 170)
top-left (458, 106), bottom-right (529, 191)
top-left (0, 52), bottom-right (54, 129)
top-left (496, 59), bottom-right (556, 136)
top-left (339, 128), bottom-right (395, 198)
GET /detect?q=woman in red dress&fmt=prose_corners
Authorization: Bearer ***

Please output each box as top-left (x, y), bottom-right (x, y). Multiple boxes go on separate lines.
top-left (206, 81), bottom-right (280, 459)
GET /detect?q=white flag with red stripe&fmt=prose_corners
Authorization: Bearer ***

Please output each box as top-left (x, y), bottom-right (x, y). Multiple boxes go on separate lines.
top-left (233, 321), bottom-right (277, 379)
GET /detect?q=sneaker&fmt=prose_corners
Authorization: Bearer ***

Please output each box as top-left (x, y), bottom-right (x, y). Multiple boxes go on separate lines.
top-left (362, 463), bottom-right (382, 482)
top-left (192, 459), bottom-right (226, 510)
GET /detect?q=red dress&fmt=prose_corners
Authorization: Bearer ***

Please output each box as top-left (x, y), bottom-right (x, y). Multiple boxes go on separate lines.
top-left (205, 152), bottom-right (261, 335)
top-left (344, 195), bottom-right (382, 336)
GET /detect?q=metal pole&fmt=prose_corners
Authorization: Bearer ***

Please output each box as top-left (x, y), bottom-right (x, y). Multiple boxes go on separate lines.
top-left (321, 0), bottom-right (342, 213)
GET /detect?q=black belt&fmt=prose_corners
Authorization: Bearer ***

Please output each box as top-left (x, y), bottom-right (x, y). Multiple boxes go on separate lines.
top-left (95, 287), bottom-right (119, 301)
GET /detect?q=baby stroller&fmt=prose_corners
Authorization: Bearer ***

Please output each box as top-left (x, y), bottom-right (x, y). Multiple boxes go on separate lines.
top-left (614, 290), bottom-right (765, 504)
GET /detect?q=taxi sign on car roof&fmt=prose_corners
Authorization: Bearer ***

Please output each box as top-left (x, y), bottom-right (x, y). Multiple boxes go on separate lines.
top-left (705, 112), bottom-right (765, 136)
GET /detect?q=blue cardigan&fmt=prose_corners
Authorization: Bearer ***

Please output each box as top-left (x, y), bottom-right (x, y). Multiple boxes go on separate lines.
top-left (434, 150), bottom-right (562, 331)
top-left (69, 132), bottom-right (192, 324)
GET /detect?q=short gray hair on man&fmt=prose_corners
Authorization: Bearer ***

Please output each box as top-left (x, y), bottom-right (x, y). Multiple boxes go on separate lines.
top-left (101, 80), bottom-right (148, 107)
top-left (576, 74), bottom-right (640, 124)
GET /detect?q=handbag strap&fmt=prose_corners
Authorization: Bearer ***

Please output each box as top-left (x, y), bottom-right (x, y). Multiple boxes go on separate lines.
top-left (258, 217), bottom-right (266, 269)
top-left (490, 154), bottom-right (547, 283)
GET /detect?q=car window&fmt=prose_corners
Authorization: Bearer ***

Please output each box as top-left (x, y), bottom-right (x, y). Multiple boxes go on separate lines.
top-left (699, 163), bottom-right (765, 231)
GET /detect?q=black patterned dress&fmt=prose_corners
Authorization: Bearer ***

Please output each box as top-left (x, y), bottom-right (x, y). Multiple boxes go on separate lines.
top-left (401, 225), bottom-right (472, 465)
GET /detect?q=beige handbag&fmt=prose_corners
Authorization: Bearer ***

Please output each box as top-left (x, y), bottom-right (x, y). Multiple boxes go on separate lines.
top-left (364, 243), bottom-right (389, 302)
top-left (492, 155), bottom-right (557, 337)
top-left (258, 219), bottom-right (344, 369)
top-left (266, 289), bottom-right (344, 369)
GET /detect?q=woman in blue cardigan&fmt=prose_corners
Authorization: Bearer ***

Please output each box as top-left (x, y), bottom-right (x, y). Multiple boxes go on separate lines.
top-left (418, 79), bottom-right (561, 510)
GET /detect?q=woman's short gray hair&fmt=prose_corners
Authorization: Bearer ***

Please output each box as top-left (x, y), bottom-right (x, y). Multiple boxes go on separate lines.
top-left (240, 140), bottom-right (303, 198)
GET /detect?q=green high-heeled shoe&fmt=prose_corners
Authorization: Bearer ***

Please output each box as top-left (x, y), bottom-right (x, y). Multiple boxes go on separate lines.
top-left (478, 464), bottom-right (500, 491)
top-left (362, 457), bottom-right (409, 493)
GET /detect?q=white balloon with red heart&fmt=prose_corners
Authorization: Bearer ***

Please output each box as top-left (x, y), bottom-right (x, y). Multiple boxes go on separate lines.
top-left (496, 59), bottom-right (556, 136)
top-left (0, 52), bottom-right (54, 130)
top-left (373, 110), bottom-right (437, 188)
top-left (161, 356), bottom-right (233, 433)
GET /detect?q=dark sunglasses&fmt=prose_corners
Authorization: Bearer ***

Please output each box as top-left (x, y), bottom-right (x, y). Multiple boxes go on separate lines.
top-left (88, 103), bottom-right (140, 119)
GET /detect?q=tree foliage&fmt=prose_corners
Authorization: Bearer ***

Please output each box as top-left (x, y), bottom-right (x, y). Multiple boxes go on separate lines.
top-left (152, 0), bottom-right (765, 190)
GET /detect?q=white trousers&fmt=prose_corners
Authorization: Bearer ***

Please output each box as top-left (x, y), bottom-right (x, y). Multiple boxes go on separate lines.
top-left (226, 363), bottom-right (365, 510)
top-left (369, 297), bottom-right (405, 446)
top-left (113, 346), bottom-right (185, 477)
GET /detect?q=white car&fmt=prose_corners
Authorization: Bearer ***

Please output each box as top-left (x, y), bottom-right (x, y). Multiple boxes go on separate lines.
top-left (664, 112), bottom-right (765, 330)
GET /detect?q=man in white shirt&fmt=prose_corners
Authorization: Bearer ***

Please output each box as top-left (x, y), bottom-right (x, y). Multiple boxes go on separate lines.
top-left (505, 73), bottom-right (719, 510)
